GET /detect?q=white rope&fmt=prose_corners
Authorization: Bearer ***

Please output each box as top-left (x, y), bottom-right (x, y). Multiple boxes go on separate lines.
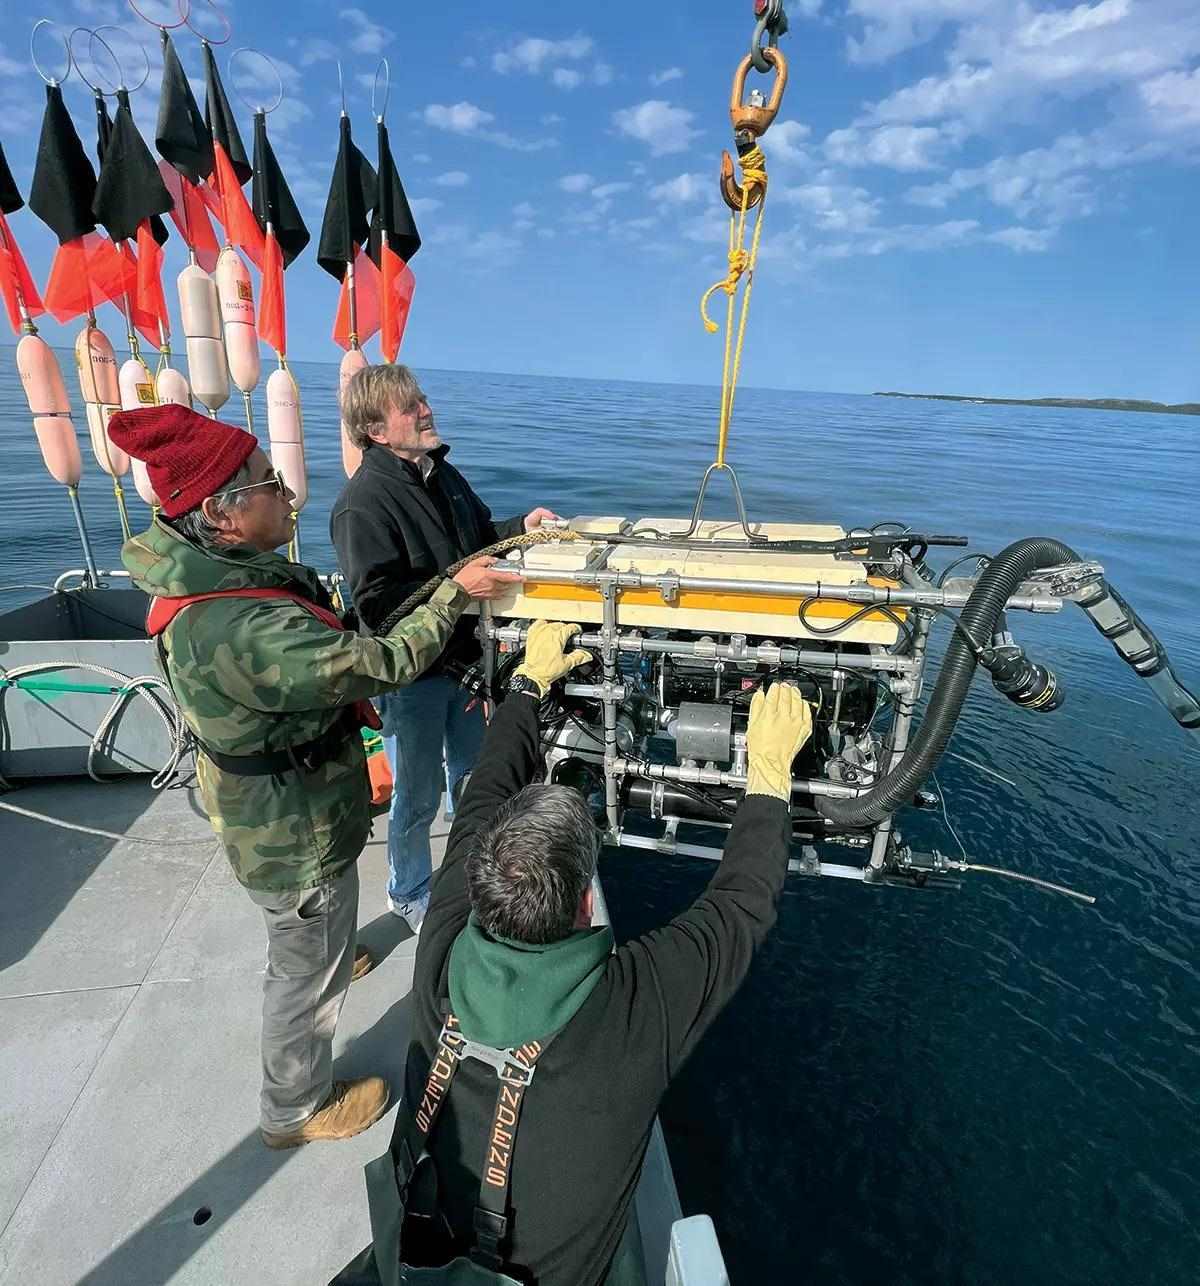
top-left (0, 661), bottom-right (191, 792)
top-left (0, 798), bottom-right (214, 846)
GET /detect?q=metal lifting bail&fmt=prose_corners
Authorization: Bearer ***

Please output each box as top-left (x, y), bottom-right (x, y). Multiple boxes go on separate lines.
top-left (686, 2), bottom-right (788, 541)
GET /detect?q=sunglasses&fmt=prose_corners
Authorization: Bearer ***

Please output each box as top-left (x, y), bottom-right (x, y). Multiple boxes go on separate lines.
top-left (221, 469), bottom-right (288, 500)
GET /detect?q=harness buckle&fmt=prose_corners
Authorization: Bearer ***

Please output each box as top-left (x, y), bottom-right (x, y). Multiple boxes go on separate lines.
top-left (455, 1037), bottom-right (537, 1087)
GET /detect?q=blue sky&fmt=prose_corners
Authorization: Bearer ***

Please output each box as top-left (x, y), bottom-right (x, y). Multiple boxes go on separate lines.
top-left (2, 0), bottom-right (1198, 399)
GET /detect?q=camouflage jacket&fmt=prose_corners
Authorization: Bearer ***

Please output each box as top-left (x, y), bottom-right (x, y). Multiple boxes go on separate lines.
top-left (124, 519), bottom-right (469, 892)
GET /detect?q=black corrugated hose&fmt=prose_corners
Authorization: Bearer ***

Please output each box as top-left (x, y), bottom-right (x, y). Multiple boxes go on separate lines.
top-left (818, 537), bottom-right (1077, 829)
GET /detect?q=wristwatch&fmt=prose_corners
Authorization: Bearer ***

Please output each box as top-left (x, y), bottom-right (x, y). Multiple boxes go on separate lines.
top-left (507, 673), bottom-right (544, 700)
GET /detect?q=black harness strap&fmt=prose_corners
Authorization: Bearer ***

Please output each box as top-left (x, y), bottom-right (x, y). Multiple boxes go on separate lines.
top-left (459, 1033), bottom-right (548, 1271)
top-left (401, 1013), bottom-right (555, 1273)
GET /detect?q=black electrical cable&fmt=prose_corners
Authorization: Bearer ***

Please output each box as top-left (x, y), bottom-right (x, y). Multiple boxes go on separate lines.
top-left (797, 597), bottom-right (916, 652)
top-left (937, 552), bottom-right (992, 588)
top-left (817, 536), bottom-right (1079, 828)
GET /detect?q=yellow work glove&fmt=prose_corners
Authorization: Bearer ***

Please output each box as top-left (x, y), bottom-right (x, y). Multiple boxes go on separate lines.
top-left (745, 683), bottom-right (814, 800)
top-left (513, 621), bottom-right (592, 697)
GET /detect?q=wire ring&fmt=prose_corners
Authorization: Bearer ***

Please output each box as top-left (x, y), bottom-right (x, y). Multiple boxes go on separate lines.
top-left (68, 27), bottom-right (108, 94)
top-left (31, 19), bottom-right (72, 87)
top-left (92, 25), bottom-right (151, 93)
top-left (182, 0), bottom-right (232, 46)
top-left (228, 46), bottom-right (283, 114)
top-left (126, 0), bottom-right (190, 32)
top-left (372, 57), bottom-right (390, 122)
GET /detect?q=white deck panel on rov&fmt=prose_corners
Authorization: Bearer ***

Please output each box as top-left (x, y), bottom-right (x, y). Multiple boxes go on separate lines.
top-left (486, 516), bottom-right (902, 647)
top-left (0, 776), bottom-right (682, 1286)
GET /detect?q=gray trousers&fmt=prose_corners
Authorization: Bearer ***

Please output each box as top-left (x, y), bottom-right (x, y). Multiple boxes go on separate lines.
top-left (247, 864), bottom-right (359, 1131)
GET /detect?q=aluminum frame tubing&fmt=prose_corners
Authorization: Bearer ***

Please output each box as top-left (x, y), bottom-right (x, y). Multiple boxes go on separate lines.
top-left (865, 605), bottom-right (933, 880)
top-left (485, 625), bottom-right (918, 675)
top-left (615, 830), bottom-right (868, 881)
top-left (610, 756), bottom-right (867, 800)
top-left (512, 565), bottom-right (1062, 614)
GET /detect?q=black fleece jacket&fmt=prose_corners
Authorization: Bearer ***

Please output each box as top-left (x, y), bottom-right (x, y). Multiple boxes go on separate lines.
top-left (396, 694), bottom-right (792, 1286)
top-left (329, 443), bottom-right (523, 666)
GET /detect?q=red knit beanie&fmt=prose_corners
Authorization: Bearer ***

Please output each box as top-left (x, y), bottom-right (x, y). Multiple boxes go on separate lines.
top-left (108, 405), bottom-right (259, 518)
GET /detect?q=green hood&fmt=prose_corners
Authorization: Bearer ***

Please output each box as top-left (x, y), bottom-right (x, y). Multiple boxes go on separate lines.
top-left (449, 914), bottom-right (614, 1048)
top-left (122, 518), bottom-right (322, 601)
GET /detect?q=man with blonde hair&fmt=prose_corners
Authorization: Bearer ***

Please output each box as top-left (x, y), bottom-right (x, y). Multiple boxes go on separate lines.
top-left (331, 364), bottom-right (558, 933)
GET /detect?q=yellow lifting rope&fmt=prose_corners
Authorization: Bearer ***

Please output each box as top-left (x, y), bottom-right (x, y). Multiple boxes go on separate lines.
top-left (700, 45), bottom-right (788, 469)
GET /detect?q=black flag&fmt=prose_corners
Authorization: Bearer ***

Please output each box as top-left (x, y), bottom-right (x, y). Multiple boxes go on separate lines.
top-left (369, 119), bottom-right (420, 266)
top-left (0, 138), bottom-right (22, 215)
top-left (317, 114), bottom-right (377, 281)
top-left (251, 110), bottom-right (309, 266)
top-left (28, 83), bottom-right (101, 244)
top-left (155, 30), bottom-right (212, 185)
top-left (94, 89), bottom-right (173, 245)
top-left (203, 41), bottom-right (251, 185)
top-left (27, 84), bottom-right (127, 321)
top-left (92, 92), bottom-right (113, 169)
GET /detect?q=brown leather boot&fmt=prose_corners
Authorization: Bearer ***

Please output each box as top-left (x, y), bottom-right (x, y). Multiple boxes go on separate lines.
top-left (351, 946), bottom-right (375, 981)
top-left (260, 1076), bottom-right (389, 1150)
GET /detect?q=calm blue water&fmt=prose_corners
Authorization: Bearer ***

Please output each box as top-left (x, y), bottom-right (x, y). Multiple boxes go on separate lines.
top-left (3, 353), bottom-right (1198, 1284)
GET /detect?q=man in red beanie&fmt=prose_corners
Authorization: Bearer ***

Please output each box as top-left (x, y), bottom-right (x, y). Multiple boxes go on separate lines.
top-left (112, 404), bottom-right (518, 1150)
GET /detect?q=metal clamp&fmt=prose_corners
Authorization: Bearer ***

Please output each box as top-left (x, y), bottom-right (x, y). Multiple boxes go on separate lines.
top-left (730, 46), bottom-right (788, 138)
top-left (1033, 560), bottom-right (1105, 599)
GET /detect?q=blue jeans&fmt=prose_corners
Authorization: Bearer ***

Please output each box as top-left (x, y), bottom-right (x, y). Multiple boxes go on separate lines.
top-left (378, 676), bottom-right (485, 907)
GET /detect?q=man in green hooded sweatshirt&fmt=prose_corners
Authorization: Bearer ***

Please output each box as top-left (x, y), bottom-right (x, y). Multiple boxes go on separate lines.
top-left (110, 403), bottom-right (518, 1152)
top-left (337, 622), bottom-right (813, 1285)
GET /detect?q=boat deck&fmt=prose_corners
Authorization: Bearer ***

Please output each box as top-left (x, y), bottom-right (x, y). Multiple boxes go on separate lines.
top-left (0, 775), bottom-right (679, 1284)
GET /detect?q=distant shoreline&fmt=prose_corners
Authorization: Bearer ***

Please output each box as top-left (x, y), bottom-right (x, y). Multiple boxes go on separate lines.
top-left (875, 391), bottom-right (1200, 416)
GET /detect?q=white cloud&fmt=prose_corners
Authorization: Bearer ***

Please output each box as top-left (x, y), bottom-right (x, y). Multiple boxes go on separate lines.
top-left (413, 153), bottom-right (432, 164)
top-left (558, 173), bottom-right (594, 193)
top-left (409, 197), bottom-right (443, 218)
top-left (986, 226), bottom-right (1057, 252)
top-left (591, 181), bottom-right (632, 201)
top-left (845, 1), bottom-right (994, 64)
top-left (492, 34), bottom-right (613, 91)
top-left (0, 43), bottom-right (26, 77)
top-left (420, 102), bottom-right (557, 152)
top-left (1017, 0), bottom-right (1131, 49)
top-left (779, 180), bottom-right (882, 233)
top-left (494, 34), bottom-right (593, 75)
top-left (904, 130), bottom-right (1164, 225)
top-left (681, 207), bottom-right (730, 245)
top-left (1140, 67), bottom-right (1200, 132)
top-left (461, 56), bottom-right (477, 70)
top-left (649, 173), bottom-right (708, 203)
top-left (340, 8), bottom-right (393, 55)
top-left (867, 64), bottom-right (996, 126)
top-left (299, 37), bottom-right (339, 67)
top-left (541, 113), bottom-right (565, 127)
top-left (650, 67), bottom-right (684, 87)
top-left (613, 100), bottom-right (700, 155)
top-left (424, 102), bottom-right (495, 134)
top-left (824, 124), bottom-right (958, 172)
top-left (813, 218), bottom-right (981, 260)
top-left (434, 171), bottom-right (470, 187)
top-left (513, 202), bottom-right (537, 219)
top-left (768, 120), bottom-right (813, 166)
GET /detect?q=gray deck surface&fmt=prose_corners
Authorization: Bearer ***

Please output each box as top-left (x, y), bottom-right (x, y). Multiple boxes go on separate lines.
top-left (0, 771), bottom-right (680, 1286)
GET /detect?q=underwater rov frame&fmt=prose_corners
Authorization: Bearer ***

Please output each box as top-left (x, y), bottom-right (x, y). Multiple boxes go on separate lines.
top-left (474, 507), bottom-right (1199, 905)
